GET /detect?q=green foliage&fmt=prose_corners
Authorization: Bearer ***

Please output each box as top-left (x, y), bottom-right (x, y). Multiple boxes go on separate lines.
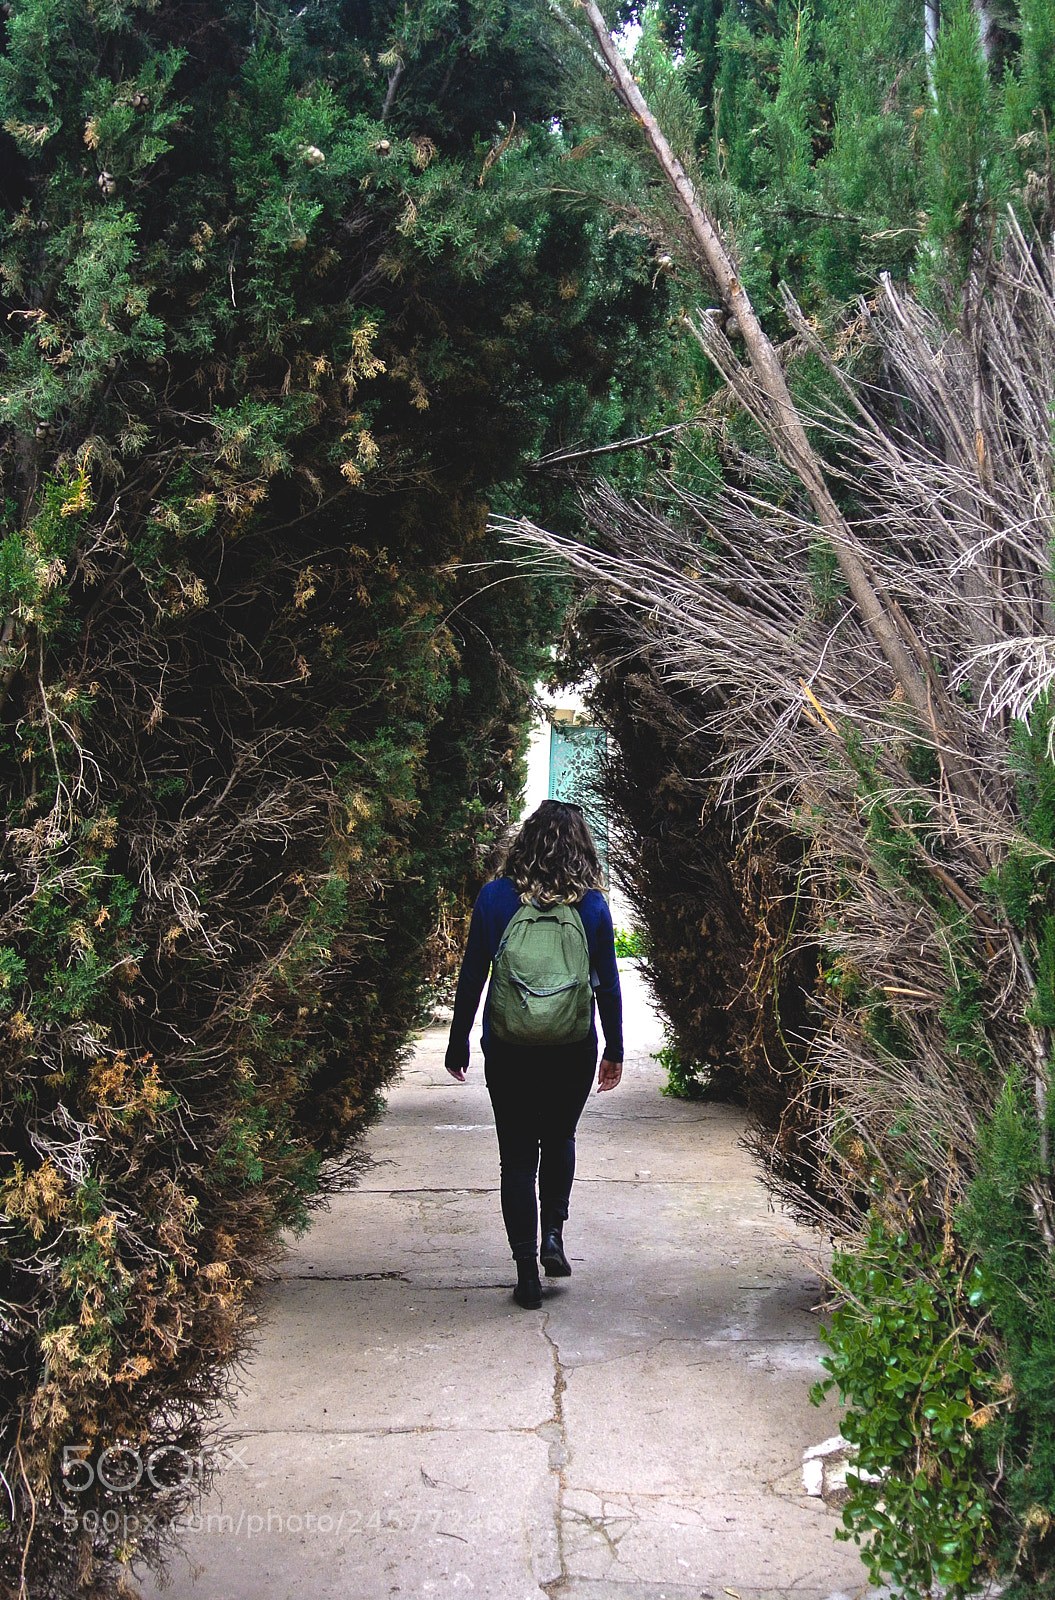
top-left (809, 695), bottom-right (1055, 1589)
top-left (294, 0), bottom-right (565, 152)
top-left (807, 536), bottom-right (846, 619)
top-left (0, 1), bottom-right (687, 1594)
top-left (613, 924), bottom-right (648, 958)
top-left (815, 0), bottom-right (926, 286)
top-left (985, 691), bottom-right (1055, 1035)
top-left (961, 1069), bottom-right (1055, 1593)
top-left (814, 1216), bottom-right (995, 1599)
top-left (653, 1025), bottom-right (711, 1098)
top-left (926, 0), bottom-right (1003, 285)
top-left (1019, 0), bottom-right (1055, 121)
top-left (635, 0), bottom-right (1055, 316)
top-left (964, 691), bottom-right (1055, 1590)
top-left (658, 0), bottom-right (927, 305)
top-left (939, 955), bottom-right (996, 1073)
top-left (655, 0), bottom-right (725, 127)
top-left (1001, 0), bottom-right (1055, 222)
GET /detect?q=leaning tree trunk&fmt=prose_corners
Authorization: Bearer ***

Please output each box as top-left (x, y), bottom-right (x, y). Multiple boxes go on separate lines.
top-left (578, 0), bottom-right (975, 793)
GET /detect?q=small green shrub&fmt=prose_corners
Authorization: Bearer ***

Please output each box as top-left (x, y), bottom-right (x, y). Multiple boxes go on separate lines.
top-left (653, 1028), bottom-right (711, 1100)
top-left (813, 1215), bottom-right (995, 1600)
top-left (613, 925), bottom-right (647, 959)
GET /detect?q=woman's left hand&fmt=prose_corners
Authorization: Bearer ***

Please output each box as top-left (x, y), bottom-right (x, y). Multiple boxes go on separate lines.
top-left (597, 1057), bottom-right (623, 1092)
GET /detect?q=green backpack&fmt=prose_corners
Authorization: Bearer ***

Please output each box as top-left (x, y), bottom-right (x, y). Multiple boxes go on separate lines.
top-left (488, 901), bottom-right (593, 1047)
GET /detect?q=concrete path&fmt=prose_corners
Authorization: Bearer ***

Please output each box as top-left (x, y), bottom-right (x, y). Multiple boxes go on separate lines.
top-left (144, 965), bottom-right (877, 1600)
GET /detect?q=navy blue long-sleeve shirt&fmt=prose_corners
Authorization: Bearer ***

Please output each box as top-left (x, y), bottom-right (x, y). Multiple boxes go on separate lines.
top-left (444, 877), bottom-right (624, 1074)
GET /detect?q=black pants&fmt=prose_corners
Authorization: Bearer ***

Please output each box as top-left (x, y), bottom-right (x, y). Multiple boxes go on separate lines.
top-left (484, 1038), bottom-right (597, 1261)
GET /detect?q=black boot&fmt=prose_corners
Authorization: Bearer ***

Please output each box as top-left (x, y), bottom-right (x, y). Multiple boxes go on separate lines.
top-left (513, 1256), bottom-right (542, 1309)
top-left (540, 1217), bottom-right (572, 1277)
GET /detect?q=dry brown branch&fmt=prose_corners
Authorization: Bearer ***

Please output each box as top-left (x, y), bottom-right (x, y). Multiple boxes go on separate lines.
top-left (577, 0), bottom-right (976, 770)
top-left (499, 221), bottom-right (1055, 1242)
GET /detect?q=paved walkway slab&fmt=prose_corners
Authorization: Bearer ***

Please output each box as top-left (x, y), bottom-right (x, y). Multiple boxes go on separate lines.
top-left (139, 966), bottom-right (879, 1600)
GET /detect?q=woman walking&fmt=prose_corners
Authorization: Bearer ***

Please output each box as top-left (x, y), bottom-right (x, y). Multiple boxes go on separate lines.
top-left (445, 799), bottom-right (623, 1309)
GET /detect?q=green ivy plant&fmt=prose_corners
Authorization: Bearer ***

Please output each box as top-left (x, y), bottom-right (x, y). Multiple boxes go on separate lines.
top-left (813, 1215), bottom-right (996, 1600)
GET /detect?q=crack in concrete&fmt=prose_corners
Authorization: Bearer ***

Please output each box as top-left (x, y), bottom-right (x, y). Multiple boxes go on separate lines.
top-left (360, 1177), bottom-right (754, 1192)
top-left (561, 1177), bottom-right (726, 1186)
top-left (540, 1334), bottom-right (823, 1378)
top-left (564, 1485), bottom-right (806, 1513)
top-left (355, 1185), bottom-right (499, 1195)
top-left (561, 1500), bottom-right (638, 1561)
top-left (591, 1114), bottom-right (723, 1124)
top-left (539, 1313), bottom-right (571, 1599)
top-left (220, 1422), bottom-right (557, 1440)
top-left (279, 1270), bottom-right (409, 1283)
top-left (402, 1282), bottom-right (513, 1291)
top-left (278, 1272), bottom-right (515, 1289)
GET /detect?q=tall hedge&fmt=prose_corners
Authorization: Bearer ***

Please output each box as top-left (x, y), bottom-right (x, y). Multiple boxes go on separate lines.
top-left (537, 1), bottom-right (1055, 1591)
top-left (578, 610), bottom-right (820, 1155)
top-left (0, 1), bottom-right (678, 1592)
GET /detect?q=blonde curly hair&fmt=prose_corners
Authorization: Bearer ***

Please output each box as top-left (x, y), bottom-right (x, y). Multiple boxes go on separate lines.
top-left (502, 799), bottom-right (604, 906)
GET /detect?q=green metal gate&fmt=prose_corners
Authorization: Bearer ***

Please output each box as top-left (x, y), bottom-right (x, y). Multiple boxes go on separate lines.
top-left (548, 723), bottom-right (608, 886)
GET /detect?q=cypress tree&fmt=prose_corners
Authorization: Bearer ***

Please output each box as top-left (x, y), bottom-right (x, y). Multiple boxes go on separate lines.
top-left (0, 2), bottom-right (678, 1592)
